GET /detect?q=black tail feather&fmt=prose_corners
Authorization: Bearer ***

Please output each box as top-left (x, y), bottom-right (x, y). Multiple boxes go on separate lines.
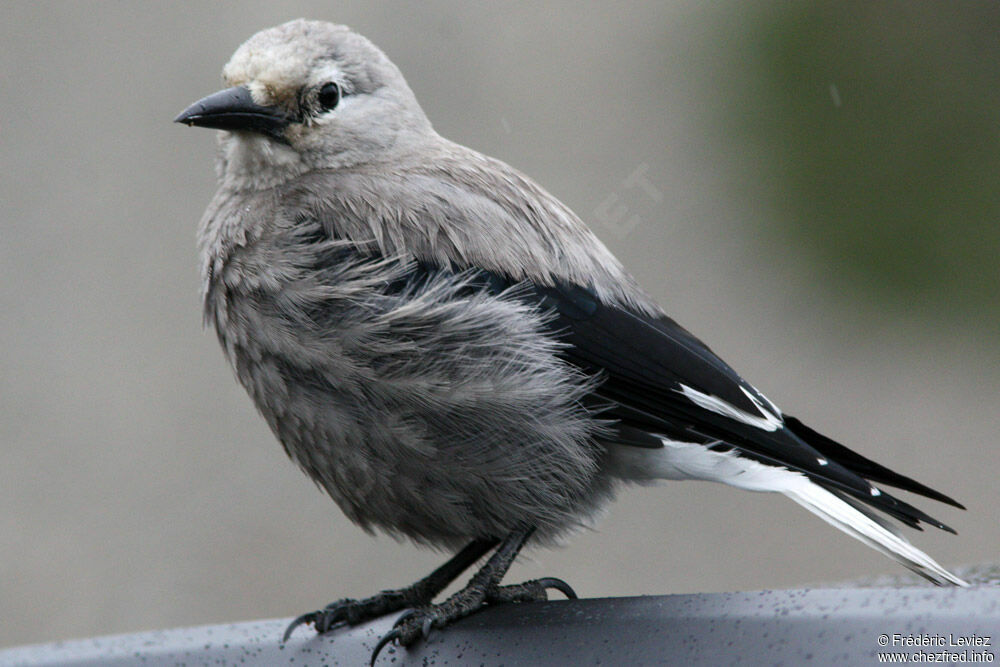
top-left (850, 485), bottom-right (958, 535)
top-left (785, 415), bottom-right (965, 511)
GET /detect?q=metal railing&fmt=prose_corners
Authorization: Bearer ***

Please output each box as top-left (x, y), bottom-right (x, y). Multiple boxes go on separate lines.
top-left (4, 579), bottom-right (999, 666)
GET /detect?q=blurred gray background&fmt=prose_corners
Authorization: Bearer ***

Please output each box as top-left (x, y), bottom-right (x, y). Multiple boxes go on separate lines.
top-left (3, 1), bottom-right (998, 649)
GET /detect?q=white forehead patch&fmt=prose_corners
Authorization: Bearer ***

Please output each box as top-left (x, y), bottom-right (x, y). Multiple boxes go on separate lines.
top-left (221, 19), bottom-right (362, 106)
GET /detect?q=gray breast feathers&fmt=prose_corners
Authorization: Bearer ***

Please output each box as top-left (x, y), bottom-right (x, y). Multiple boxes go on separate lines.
top-left (205, 222), bottom-right (615, 545)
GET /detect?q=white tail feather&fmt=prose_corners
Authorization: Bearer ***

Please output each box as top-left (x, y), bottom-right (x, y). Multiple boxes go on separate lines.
top-left (609, 439), bottom-right (967, 586)
top-left (781, 476), bottom-right (967, 586)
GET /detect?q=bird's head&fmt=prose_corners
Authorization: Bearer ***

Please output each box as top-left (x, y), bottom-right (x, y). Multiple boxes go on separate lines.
top-left (176, 19), bottom-right (434, 189)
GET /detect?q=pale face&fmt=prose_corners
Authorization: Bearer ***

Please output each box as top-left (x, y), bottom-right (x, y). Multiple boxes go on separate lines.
top-left (178, 19), bottom-right (434, 188)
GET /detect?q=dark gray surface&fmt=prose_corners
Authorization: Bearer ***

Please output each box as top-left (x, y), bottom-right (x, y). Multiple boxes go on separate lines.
top-left (4, 587), bottom-right (998, 666)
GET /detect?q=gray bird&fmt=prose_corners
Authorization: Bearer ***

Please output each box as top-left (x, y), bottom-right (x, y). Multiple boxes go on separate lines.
top-left (176, 19), bottom-right (966, 660)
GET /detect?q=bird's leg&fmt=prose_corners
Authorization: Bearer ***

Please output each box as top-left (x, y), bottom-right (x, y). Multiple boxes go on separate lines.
top-left (283, 536), bottom-right (499, 641)
top-left (370, 526), bottom-right (575, 663)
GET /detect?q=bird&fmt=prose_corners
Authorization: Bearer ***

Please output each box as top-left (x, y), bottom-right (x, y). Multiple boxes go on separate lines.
top-left (175, 18), bottom-right (966, 662)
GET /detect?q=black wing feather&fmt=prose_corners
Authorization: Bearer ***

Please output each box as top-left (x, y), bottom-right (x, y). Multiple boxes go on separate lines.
top-left (394, 259), bottom-right (961, 532)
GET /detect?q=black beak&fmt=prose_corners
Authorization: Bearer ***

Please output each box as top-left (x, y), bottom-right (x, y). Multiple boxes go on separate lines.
top-left (174, 85), bottom-right (294, 144)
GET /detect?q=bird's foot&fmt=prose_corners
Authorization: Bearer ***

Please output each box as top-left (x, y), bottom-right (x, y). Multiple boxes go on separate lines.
top-left (283, 588), bottom-right (426, 642)
top-left (486, 576), bottom-right (577, 604)
top-left (369, 576), bottom-right (575, 664)
top-left (282, 537), bottom-right (501, 643)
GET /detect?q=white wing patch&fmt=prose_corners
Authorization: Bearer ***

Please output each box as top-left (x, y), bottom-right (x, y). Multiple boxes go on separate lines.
top-left (678, 383), bottom-right (784, 432)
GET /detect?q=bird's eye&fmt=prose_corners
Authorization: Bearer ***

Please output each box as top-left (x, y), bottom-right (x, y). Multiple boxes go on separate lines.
top-left (317, 82), bottom-right (341, 112)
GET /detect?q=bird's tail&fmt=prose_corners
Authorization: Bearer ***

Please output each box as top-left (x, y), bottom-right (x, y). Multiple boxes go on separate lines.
top-left (610, 440), bottom-right (967, 586)
top-left (779, 476), bottom-right (967, 586)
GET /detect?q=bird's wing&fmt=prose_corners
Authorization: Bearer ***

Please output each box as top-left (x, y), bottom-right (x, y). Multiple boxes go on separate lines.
top-left (282, 223), bottom-right (961, 535)
top-left (448, 267), bottom-right (962, 533)
top-left (283, 237), bottom-right (962, 582)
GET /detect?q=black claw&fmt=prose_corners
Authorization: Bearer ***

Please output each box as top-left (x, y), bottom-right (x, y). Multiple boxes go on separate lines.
top-left (315, 614), bottom-right (332, 634)
top-left (319, 606), bottom-right (351, 632)
top-left (537, 577), bottom-right (578, 599)
top-left (393, 608), bottom-right (419, 626)
top-left (370, 628), bottom-right (401, 666)
top-left (282, 611), bottom-right (317, 643)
